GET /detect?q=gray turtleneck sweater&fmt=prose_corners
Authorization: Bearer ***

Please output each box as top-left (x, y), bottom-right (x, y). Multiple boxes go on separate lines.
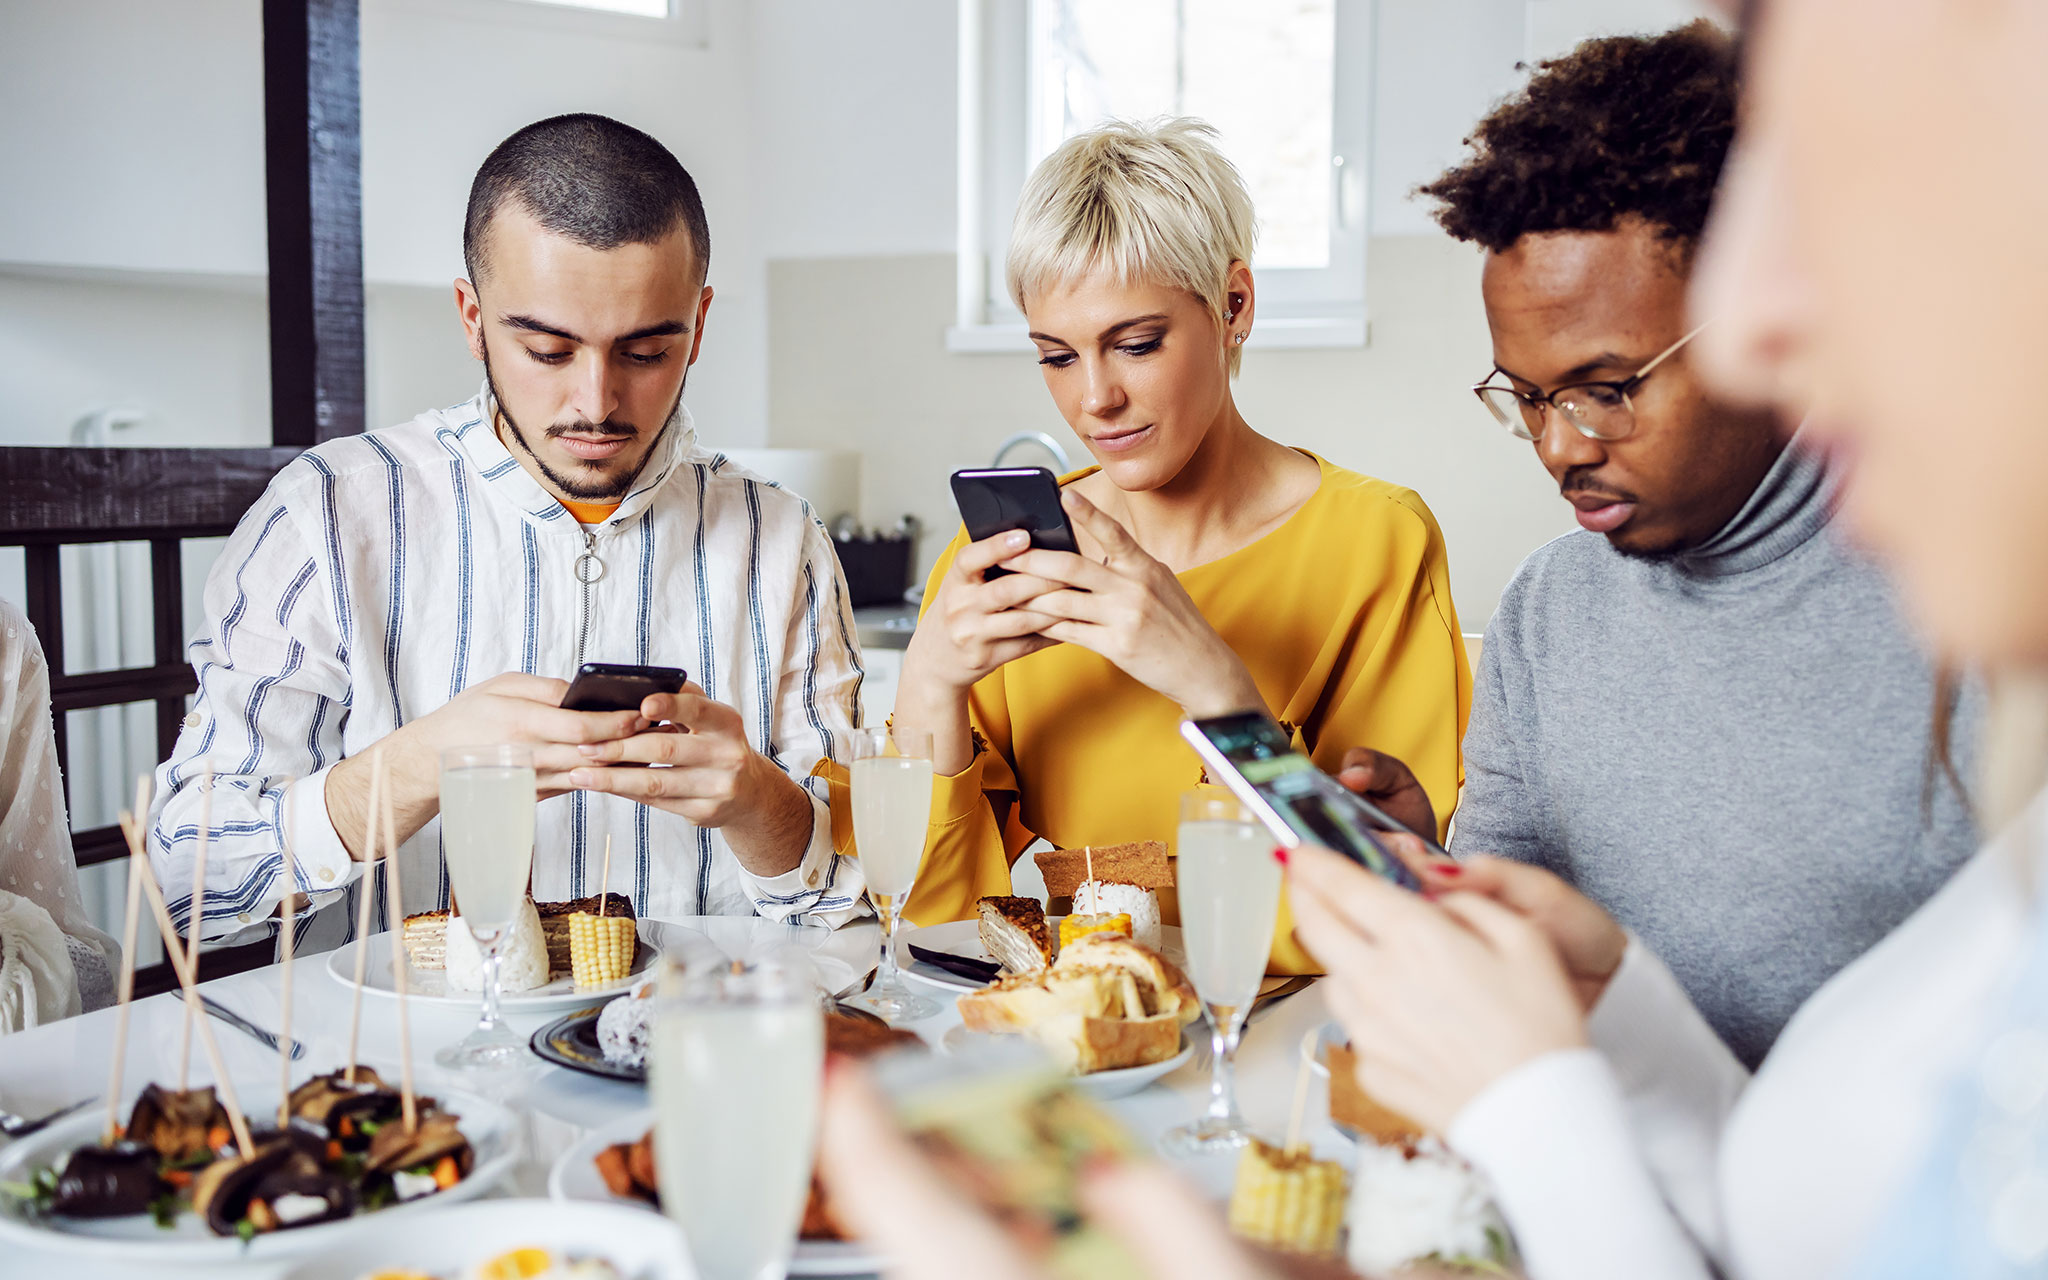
top-left (1453, 441), bottom-right (1980, 1069)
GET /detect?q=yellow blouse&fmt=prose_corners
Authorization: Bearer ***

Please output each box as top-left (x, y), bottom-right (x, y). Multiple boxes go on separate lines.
top-left (827, 453), bottom-right (1471, 974)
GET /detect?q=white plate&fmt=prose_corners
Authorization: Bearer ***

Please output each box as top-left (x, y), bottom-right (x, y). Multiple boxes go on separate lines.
top-left (939, 1025), bottom-right (1195, 1100)
top-left (549, 1110), bottom-right (884, 1277)
top-left (896, 918), bottom-right (1188, 994)
top-left (0, 1085), bottom-right (519, 1266)
top-left (325, 918), bottom-right (665, 1013)
top-left (280, 1198), bottom-right (691, 1280)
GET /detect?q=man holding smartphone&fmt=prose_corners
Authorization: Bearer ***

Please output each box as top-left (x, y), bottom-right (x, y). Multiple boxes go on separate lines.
top-left (146, 115), bottom-right (866, 949)
top-left (1344, 26), bottom-right (1979, 1070)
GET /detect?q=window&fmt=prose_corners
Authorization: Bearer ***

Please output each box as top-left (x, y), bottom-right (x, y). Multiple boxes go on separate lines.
top-left (953, 0), bottom-right (1371, 351)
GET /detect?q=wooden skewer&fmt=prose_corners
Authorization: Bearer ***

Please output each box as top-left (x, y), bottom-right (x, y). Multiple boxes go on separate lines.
top-left (598, 834), bottom-right (613, 918)
top-left (119, 804), bottom-right (256, 1160)
top-left (1084, 844), bottom-right (1095, 888)
top-left (177, 765), bottom-right (213, 1091)
top-left (376, 750), bottom-right (418, 1133)
top-left (344, 756), bottom-right (383, 1086)
top-left (1285, 1029), bottom-right (1316, 1156)
top-left (277, 790), bottom-right (298, 1129)
top-left (102, 842), bottom-right (145, 1146)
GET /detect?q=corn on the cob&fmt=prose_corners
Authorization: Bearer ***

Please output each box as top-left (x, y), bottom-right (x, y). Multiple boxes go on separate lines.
top-left (568, 912), bottom-right (636, 988)
top-left (1058, 912), bottom-right (1131, 950)
top-left (1228, 1137), bottom-right (1347, 1257)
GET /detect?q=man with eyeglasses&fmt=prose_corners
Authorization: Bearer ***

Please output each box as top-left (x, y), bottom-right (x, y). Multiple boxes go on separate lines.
top-left (1343, 23), bottom-right (1978, 1068)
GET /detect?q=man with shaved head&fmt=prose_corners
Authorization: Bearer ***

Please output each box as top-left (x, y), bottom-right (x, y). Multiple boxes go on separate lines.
top-left (1345, 25), bottom-right (1977, 1069)
top-left (150, 115), bottom-right (869, 953)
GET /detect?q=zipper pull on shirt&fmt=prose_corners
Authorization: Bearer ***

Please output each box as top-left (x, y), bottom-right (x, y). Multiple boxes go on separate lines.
top-left (573, 529), bottom-right (605, 669)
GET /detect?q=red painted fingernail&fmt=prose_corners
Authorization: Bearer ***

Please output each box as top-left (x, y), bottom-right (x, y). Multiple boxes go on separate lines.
top-left (1272, 846), bottom-right (1290, 867)
top-left (1431, 861), bottom-right (1462, 877)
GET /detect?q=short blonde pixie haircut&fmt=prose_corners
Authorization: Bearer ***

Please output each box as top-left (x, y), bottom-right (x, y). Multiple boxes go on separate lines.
top-left (1006, 117), bottom-right (1257, 375)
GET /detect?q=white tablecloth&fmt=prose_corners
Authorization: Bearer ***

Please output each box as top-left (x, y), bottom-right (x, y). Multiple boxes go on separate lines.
top-left (0, 917), bottom-right (1338, 1278)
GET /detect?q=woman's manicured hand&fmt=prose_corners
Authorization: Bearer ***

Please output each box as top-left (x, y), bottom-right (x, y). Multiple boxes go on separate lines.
top-left (904, 529), bottom-right (1066, 695)
top-left (1386, 834), bottom-right (1627, 1011)
top-left (997, 489), bottom-right (1265, 717)
top-left (1284, 841), bottom-right (1592, 1134)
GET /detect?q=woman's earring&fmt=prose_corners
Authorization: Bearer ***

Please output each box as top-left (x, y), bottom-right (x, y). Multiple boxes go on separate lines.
top-left (1234, 333), bottom-right (1246, 345)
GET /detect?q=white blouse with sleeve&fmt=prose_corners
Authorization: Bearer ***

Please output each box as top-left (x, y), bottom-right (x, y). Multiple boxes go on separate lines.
top-left (0, 600), bottom-right (120, 1019)
top-left (1445, 803), bottom-right (2036, 1280)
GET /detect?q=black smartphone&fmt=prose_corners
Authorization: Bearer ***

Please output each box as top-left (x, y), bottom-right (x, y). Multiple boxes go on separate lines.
top-left (1180, 711), bottom-right (1438, 890)
top-left (561, 663), bottom-right (689, 713)
top-left (950, 467), bottom-right (1080, 577)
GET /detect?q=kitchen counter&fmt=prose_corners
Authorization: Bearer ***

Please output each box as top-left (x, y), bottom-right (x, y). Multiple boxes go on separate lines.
top-left (853, 602), bottom-right (918, 651)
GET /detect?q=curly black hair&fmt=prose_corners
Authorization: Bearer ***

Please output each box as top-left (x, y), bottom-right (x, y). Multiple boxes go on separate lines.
top-left (1418, 20), bottom-right (1737, 257)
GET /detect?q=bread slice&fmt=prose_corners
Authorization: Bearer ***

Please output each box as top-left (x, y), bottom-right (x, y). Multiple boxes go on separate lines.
top-left (977, 896), bottom-right (1054, 974)
top-left (956, 933), bottom-right (1200, 1074)
top-left (1053, 933), bottom-right (1201, 1026)
top-left (957, 967), bottom-right (1121, 1034)
top-left (1035, 840), bottom-right (1173, 901)
top-left (402, 910), bottom-right (448, 970)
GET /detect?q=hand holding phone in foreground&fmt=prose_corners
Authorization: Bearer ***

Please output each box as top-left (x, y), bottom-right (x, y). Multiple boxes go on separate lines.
top-left (813, 1063), bottom-right (1339, 1280)
top-left (1283, 840), bottom-right (1606, 1134)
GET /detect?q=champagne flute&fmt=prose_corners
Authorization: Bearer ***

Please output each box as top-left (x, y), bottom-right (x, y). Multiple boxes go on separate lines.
top-left (1160, 790), bottom-right (1282, 1156)
top-left (653, 956), bottom-right (824, 1280)
top-left (433, 744), bottom-right (535, 1070)
top-left (847, 725), bottom-right (937, 1022)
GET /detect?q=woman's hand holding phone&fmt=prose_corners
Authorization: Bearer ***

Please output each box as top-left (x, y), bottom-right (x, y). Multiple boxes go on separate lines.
top-left (909, 529), bottom-right (1067, 692)
top-left (996, 489), bottom-right (1266, 718)
top-left (1284, 840), bottom-right (1602, 1135)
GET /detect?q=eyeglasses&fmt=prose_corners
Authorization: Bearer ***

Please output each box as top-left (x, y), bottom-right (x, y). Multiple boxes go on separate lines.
top-left (1472, 320), bottom-right (1712, 443)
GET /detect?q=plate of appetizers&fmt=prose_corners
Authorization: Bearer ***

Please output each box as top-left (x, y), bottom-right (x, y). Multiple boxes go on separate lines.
top-left (326, 893), bottom-right (663, 1012)
top-left (279, 1198), bottom-right (691, 1280)
top-left (900, 843), bottom-right (1183, 993)
top-left (0, 1075), bottom-right (518, 1263)
top-left (897, 912), bottom-right (1187, 994)
top-left (938, 930), bottom-right (1204, 1098)
top-left (550, 1110), bottom-right (884, 1277)
top-left (940, 1024), bottom-right (1195, 1100)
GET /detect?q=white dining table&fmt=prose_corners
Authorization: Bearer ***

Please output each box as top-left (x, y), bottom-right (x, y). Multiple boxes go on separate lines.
top-left (0, 916), bottom-right (1341, 1278)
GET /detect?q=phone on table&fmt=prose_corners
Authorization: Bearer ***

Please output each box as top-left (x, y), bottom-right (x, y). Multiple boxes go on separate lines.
top-left (561, 662), bottom-right (689, 713)
top-left (1181, 711), bottom-right (1443, 889)
top-left (950, 467), bottom-right (1080, 578)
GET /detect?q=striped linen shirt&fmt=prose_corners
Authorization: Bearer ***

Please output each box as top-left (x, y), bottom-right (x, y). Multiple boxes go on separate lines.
top-left (146, 387), bottom-right (869, 952)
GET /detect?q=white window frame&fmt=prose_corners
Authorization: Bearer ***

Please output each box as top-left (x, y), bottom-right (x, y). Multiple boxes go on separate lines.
top-left (371, 0), bottom-right (709, 48)
top-left (949, 0), bottom-right (1374, 354)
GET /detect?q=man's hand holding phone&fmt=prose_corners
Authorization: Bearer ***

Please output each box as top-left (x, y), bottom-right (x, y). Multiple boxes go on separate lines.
top-left (568, 681), bottom-right (816, 876)
top-left (324, 671), bottom-right (649, 859)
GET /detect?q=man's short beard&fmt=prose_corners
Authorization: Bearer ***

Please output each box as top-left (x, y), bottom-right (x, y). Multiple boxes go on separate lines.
top-left (483, 348), bottom-right (685, 503)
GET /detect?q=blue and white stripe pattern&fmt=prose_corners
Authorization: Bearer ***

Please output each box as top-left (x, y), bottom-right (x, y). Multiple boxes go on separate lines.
top-left (148, 386), bottom-right (869, 953)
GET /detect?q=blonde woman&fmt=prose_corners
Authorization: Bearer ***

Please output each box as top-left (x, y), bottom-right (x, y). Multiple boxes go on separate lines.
top-left (866, 119), bottom-right (1470, 972)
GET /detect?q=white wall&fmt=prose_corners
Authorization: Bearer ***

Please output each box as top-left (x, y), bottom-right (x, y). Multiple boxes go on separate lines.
top-left (0, 0), bottom-right (771, 445)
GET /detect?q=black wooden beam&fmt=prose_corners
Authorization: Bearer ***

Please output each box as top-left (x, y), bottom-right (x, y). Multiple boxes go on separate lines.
top-left (265, 0), bottom-right (365, 447)
top-left (0, 446), bottom-right (299, 541)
